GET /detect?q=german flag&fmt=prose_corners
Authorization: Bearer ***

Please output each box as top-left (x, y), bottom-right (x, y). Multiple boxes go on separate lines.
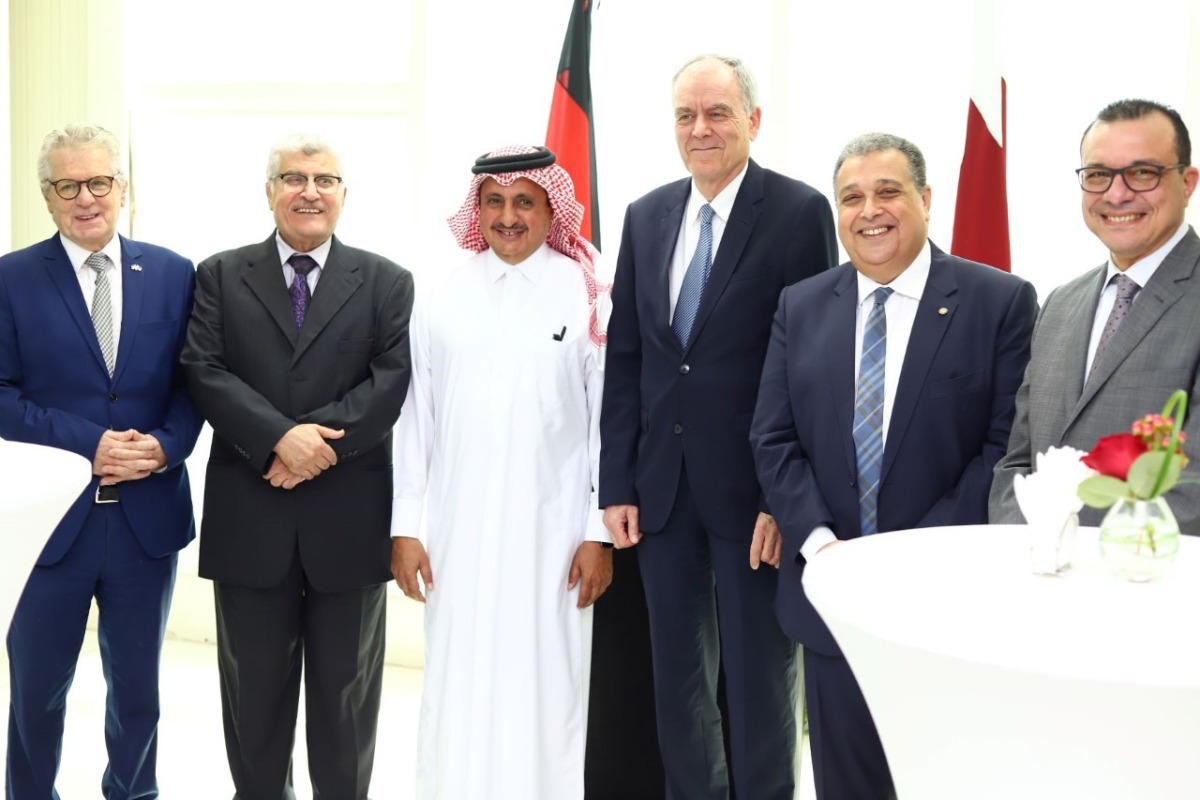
top-left (546, 0), bottom-right (600, 250)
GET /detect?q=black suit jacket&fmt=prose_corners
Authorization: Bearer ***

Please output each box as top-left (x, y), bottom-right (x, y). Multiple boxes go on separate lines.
top-left (600, 159), bottom-right (837, 538)
top-left (751, 248), bottom-right (1037, 654)
top-left (182, 234), bottom-right (414, 592)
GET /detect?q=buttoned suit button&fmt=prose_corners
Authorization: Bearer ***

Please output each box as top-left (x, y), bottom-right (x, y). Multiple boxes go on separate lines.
top-left (679, 364), bottom-right (690, 374)
top-left (108, 393), bottom-right (117, 402)
top-left (673, 424), bottom-right (683, 435)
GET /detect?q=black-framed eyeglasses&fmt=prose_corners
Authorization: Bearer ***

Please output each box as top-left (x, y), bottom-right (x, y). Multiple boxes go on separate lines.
top-left (44, 175), bottom-right (117, 200)
top-left (1075, 163), bottom-right (1186, 193)
top-left (274, 172), bottom-right (344, 194)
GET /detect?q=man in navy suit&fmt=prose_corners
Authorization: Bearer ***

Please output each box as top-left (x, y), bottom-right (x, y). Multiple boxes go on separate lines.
top-left (599, 54), bottom-right (837, 799)
top-left (750, 133), bottom-right (1037, 799)
top-left (0, 124), bottom-right (201, 799)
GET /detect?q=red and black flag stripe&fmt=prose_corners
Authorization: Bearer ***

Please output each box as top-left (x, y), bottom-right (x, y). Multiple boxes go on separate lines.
top-left (546, 0), bottom-right (600, 250)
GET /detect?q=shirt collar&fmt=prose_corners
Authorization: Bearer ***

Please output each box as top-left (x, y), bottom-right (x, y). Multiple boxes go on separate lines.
top-left (275, 233), bottom-right (333, 270)
top-left (485, 241), bottom-right (550, 284)
top-left (61, 233), bottom-right (122, 273)
top-left (1103, 221), bottom-right (1190, 290)
top-left (856, 239), bottom-right (932, 305)
top-left (687, 161), bottom-right (749, 225)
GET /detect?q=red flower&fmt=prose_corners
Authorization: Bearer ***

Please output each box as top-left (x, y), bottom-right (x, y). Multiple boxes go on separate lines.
top-left (1081, 434), bottom-right (1149, 480)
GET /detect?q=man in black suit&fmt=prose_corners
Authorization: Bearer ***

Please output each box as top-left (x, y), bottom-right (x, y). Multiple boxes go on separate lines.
top-left (181, 134), bottom-right (414, 799)
top-left (599, 54), bottom-right (837, 799)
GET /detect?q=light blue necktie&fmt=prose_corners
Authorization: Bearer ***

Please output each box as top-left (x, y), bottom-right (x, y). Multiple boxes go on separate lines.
top-left (853, 286), bottom-right (893, 536)
top-left (673, 203), bottom-right (714, 348)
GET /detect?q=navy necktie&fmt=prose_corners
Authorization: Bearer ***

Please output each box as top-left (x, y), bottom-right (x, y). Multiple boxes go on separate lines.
top-left (673, 203), bottom-right (715, 348)
top-left (288, 254), bottom-right (318, 331)
top-left (853, 287), bottom-right (893, 536)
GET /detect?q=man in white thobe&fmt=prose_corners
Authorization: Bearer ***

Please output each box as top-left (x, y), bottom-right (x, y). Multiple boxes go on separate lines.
top-left (391, 145), bottom-right (613, 800)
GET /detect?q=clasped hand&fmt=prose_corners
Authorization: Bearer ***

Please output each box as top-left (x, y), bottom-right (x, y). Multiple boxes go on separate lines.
top-left (92, 429), bottom-right (166, 484)
top-left (265, 423), bottom-right (345, 489)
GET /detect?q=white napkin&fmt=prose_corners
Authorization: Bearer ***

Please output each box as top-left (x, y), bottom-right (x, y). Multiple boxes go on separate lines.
top-left (1013, 446), bottom-right (1094, 527)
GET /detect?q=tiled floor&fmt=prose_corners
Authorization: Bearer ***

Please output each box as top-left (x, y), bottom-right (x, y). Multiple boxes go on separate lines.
top-left (0, 634), bottom-right (815, 798)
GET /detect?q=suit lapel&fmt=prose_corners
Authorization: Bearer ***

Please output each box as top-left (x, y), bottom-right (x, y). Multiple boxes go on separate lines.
top-left (880, 251), bottom-right (957, 483)
top-left (1056, 267), bottom-right (1104, 424)
top-left (1075, 241), bottom-right (1196, 417)
top-left (827, 267), bottom-right (861, 480)
top-left (684, 161), bottom-right (763, 354)
top-left (657, 183), bottom-right (689, 352)
top-left (292, 237), bottom-right (362, 365)
top-left (243, 235), bottom-right (299, 347)
top-left (41, 236), bottom-right (109, 375)
top-left (111, 236), bottom-right (143, 386)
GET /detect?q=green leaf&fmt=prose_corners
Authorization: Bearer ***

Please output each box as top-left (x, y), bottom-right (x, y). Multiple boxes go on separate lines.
top-left (1127, 451), bottom-right (1184, 498)
top-left (1077, 475), bottom-right (1131, 508)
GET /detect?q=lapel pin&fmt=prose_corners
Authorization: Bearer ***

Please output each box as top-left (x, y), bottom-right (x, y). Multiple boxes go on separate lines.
top-left (131, 264), bottom-right (142, 272)
top-left (938, 307), bottom-right (948, 315)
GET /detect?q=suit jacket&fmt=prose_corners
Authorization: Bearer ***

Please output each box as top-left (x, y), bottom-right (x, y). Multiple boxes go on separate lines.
top-left (599, 159), bottom-right (837, 537)
top-left (751, 247), bottom-right (1037, 654)
top-left (182, 234), bottom-right (414, 592)
top-left (991, 228), bottom-right (1200, 534)
top-left (0, 234), bottom-right (201, 565)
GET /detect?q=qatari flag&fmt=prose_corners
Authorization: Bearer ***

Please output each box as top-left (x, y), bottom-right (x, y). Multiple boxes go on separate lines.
top-left (952, 0), bottom-right (1010, 272)
top-left (546, 0), bottom-right (600, 250)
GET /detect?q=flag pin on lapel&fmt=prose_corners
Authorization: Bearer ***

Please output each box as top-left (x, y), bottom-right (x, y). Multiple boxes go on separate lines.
top-left (131, 264), bottom-right (142, 272)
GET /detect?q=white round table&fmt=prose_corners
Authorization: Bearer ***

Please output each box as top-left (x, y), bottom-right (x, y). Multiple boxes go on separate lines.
top-left (803, 524), bottom-right (1200, 800)
top-left (0, 441), bottom-right (91, 635)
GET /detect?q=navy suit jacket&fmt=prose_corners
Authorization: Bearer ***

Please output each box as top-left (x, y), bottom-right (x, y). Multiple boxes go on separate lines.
top-left (750, 247), bottom-right (1037, 654)
top-left (0, 234), bottom-right (202, 565)
top-left (600, 160), bottom-right (837, 538)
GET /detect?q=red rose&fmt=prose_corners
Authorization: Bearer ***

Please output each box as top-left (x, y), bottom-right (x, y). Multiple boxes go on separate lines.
top-left (1081, 433), bottom-right (1149, 480)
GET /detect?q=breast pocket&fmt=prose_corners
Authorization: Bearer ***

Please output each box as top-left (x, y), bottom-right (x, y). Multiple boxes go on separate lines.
top-left (925, 368), bottom-right (987, 399)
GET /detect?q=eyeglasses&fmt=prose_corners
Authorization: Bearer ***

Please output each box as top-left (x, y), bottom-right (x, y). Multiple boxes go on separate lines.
top-left (1075, 163), bottom-right (1186, 193)
top-left (44, 175), bottom-right (117, 200)
top-left (274, 172), bottom-right (344, 194)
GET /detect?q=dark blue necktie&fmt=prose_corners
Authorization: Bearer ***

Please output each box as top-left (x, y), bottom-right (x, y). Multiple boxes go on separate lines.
top-left (853, 287), bottom-right (893, 536)
top-left (673, 203), bottom-right (714, 348)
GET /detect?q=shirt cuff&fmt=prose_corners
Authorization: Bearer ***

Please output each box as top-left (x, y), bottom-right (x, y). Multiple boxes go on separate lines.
top-left (799, 525), bottom-right (838, 562)
top-left (390, 496), bottom-right (424, 539)
top-left (584, 496), bottom-right (610, 543)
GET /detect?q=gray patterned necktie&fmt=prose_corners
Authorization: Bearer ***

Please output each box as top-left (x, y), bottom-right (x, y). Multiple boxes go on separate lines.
top-left (1090, 273), bottom-right (1140, 373)
top-left (853, 287), bottom-right (894, 536)
top-left (673, 203), bottom-right (715, 348)
top-left (85, 252), bottom-right (115, 376)
top-left (288, 254), bottom-right (318, 331)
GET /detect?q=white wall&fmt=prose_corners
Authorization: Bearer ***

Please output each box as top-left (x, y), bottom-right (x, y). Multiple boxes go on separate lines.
top-left (116, 0), bottom-right (1200, 663)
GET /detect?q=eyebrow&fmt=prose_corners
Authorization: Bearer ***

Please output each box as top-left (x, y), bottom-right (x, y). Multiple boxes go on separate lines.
top-left (839, 178), bottom-right (904, 193)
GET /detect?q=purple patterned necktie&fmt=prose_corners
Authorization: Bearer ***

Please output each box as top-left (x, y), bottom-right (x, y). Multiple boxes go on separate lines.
top-left (288, 254), bottom-right (318, 330)
top-left (1090, 273), bottom-right (1140, 374)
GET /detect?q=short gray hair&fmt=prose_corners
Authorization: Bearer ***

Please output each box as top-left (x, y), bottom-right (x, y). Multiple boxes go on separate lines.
top-left (673, 54), bottom-right (759, 116)
top-left (37, 124), bottom-right (126, 193)
top-left (833, 132), bottom-right (927, 192)
top-left (266, 133), bottom-right (342, 181)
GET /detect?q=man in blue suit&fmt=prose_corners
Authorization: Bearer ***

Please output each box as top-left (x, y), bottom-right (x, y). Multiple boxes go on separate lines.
top-left (599, 54), bottom-right (837, 799)
top-left (0, 124), bottom-right (201, 799)
top-left (750, 133), bottom-right (1037, 799)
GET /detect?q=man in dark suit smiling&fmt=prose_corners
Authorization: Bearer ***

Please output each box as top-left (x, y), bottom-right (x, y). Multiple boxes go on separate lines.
top-left (600, 54), bottom-right (837, 800)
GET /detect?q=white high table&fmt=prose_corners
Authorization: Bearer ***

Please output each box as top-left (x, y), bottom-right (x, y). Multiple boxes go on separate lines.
top-left (0, 441), bottom-right (91, 635)
top-left (803, 524), bottom-right (1200, 800)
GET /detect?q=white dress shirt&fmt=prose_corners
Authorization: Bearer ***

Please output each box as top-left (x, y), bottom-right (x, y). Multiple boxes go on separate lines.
top-left (62, 233), bottom-right (124, 357)
top-left (668, 162), bottom-right (749, 322)
top-left (1084, 221), bottom-right (1188, 382)
top-left (801, 241), bottom-right (933, 561)
top-left (275, 233), bottom-right (332, 293)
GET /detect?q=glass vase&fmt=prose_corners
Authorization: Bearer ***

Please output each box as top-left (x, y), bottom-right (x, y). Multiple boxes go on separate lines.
top-left (1098, 496), bottom-right (1181, 582)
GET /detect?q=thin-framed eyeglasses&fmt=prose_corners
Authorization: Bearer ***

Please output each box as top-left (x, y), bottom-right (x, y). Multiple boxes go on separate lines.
top-left (1075, 163), bottom-right (1186, 193)
top-left (44, 175), bottom-right (117, 200)
top-left (274, 172), bottom-right (344, 194)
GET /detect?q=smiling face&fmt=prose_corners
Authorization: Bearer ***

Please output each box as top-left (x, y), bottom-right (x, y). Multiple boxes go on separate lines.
top-left (835, 148), bottom-right (931, 283)
top-left (266, 150), bottom-right (346, 252)
top-left (1080, 112), bottom-right (1198, 269)
top-left (673, 58), bottom-right (760, 201)
top-left (478, 177), bottom-right (553, 265)
top-left (43, 145), bottom-right (126, 251)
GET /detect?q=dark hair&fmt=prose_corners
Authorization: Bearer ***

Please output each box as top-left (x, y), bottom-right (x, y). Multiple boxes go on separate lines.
top-left (833, 132), bottom-right (927, 192)
top-left (1081, 99), bottom-right (1191, 166)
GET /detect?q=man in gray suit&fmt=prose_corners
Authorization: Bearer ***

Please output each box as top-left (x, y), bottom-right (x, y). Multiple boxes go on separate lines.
top-left (991, 99), bottom-right (1200, 533)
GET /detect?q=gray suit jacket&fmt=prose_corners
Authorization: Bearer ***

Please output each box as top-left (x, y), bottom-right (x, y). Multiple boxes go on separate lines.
top-left (991, 227), bottom-right (1200, 533)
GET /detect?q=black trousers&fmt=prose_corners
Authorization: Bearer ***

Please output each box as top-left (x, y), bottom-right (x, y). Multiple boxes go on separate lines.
top-left (213, 552), bottom-right (386, 800)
